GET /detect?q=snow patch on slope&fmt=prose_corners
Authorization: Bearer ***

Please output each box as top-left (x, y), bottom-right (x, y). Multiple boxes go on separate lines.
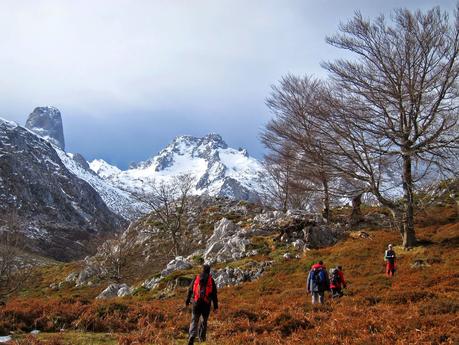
top-left (56, 150), bottom-right (149, 220)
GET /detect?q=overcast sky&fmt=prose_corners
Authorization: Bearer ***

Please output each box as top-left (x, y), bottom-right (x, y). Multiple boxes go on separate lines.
top-left (0, 0), bottom-right (456, 169)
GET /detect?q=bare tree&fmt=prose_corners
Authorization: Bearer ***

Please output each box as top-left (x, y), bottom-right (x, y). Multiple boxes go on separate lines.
top-left (96, 232), bottom-right (133, 283)
top-left (133, 174), bottom-right (195, 256)
top-left (320, 6), bottom-right (459, 246)
top-left (262, 75), bottom-right (367, 220)
top-left (262, 75), bottom-right (335, 219)
top-left (260, 145), bottom-right (314, 211)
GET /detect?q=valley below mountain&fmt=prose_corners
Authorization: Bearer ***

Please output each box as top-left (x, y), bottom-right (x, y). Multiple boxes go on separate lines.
top-left (0, 107), bottom-right (267, 261)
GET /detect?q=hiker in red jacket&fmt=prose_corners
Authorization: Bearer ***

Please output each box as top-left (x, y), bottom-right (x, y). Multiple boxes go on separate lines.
top-left (384, 244), bottom-right (397, 277)
top-left (330, 266), bottom-right (346, 298)
top-left (185, 264), bottom-right (218, 345)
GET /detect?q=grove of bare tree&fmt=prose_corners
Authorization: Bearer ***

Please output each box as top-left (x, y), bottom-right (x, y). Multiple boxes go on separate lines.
top-left (263, 5), bottom-right (459, 247)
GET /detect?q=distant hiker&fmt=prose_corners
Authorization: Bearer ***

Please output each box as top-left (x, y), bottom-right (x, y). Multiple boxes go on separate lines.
top-left (330, 266), bottom-right (346, 298)
top-left (384, 244), bottom-right (397, 277)
top-left (186, 264), bottom-right (218, 345)
top-left (307, 260), bottom-right (330, 304)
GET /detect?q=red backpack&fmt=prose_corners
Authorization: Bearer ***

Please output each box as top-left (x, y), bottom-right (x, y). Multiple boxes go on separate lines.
top-left (193, 274), bottom-right (213, 304)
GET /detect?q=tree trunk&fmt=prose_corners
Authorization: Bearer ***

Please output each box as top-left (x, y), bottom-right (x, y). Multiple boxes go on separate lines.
top-left (350, 193), bottom-right (363, 226)
top-left (322, 179), bottom-right (330, 221)
top-left (402, 153), bottom-right (416, 248)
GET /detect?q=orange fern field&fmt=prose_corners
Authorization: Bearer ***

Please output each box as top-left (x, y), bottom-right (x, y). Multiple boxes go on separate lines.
top-left (2, 221), bottom-right (458, 344)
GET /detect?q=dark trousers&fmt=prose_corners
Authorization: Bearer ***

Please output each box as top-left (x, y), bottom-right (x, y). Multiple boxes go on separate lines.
top-left (331, 287), bottom-right (343, 298)
top-left (386, 262), bottom-right (395, 276)
top-left (189, 302), bottom-right (211, 342)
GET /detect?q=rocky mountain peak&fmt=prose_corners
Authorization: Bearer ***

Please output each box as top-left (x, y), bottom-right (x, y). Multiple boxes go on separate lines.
top-left (25, 106), bottom-right (65, 150)
top-left (200, 133), bottom-right (228, 150)
top-left (166, 133), bottom-right (228, 154)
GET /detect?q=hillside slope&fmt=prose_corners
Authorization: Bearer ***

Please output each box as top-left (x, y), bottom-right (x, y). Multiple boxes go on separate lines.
top-left (1, 202), bottom-right (457, 345)
top-left (0, 118), bottom-right (126, 261)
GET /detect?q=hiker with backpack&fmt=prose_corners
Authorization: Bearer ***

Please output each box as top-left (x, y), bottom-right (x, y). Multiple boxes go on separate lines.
top-left (330, 266), bottom-right (346, 298)
top-left (307, 260), bottom-right (330, 304)
top-left (384, 244), bottom-right (397, 277)
top-left (185, 264), bottom-right (218, 345)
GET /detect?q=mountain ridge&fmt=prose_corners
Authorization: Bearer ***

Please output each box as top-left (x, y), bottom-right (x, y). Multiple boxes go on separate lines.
top-left (89, 132), bottom-right (266, 202)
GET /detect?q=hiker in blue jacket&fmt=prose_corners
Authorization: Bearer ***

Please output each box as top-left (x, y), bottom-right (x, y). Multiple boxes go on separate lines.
top-left (307, 261), bottom-right (330, 304)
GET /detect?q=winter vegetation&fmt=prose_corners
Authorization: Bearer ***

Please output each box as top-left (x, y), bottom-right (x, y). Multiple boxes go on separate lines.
top-left (0, 192), bottom-right (457, 344)
top-left (262, 6), bottom-right (459, 248)
top-left (0, 3), bottom-right (458, 345)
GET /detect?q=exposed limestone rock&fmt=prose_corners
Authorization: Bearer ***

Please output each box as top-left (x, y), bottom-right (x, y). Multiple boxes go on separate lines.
top-left (142, 276), bottom-right (162, 290)
top-left (25, 106), bottom-right (65, 150)
top-left (213, 261), bottom-right (272, 288)
top-left (204, 218), bottom-right (251, 263)
top-left (96, 283), bottom-right (132, 299)
top-left (161, 256), bottom-right (193, 277)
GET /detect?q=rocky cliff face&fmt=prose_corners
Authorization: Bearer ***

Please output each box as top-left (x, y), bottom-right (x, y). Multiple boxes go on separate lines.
top-left (23, 107), bottom-right (148, 221)
top-left (25, 107), bottom-right (65, 150)
top-left (0, 118), bottom-right (126, 261)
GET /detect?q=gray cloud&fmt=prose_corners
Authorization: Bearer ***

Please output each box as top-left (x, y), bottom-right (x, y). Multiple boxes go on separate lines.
top-left (0, 0), bottom-right (455, 168)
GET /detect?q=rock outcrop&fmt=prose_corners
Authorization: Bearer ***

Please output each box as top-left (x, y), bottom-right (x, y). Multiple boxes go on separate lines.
top-left (25, 107), bottom-right (65, 150)
top-left (96, 283), bottom-right (133, 299)
top-left (161, 256), bottom-right (193, 277)
top-left (213, 261), bottom-right (273, 288)
top-left (204, 218), bottom-right (254, 263)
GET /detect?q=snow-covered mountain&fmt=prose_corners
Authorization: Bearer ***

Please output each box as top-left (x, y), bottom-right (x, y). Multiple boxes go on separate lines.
top-left (0, 106), bottom-right (266, 261)
top-left (22, 107), bottom-right (147, 221)
top-left (90, 134), bottom-right (265, 202)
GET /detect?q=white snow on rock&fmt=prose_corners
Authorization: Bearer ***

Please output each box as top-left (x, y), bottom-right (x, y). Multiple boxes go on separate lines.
top-left (55, 149), bottom-right (149, 220)
top-left (89, 134), bottom-right (266, 202)
top-left (90, 159), bottom-right (122, 179)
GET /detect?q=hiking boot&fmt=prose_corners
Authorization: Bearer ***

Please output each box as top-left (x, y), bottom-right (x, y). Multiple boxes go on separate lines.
top-left (188, 336), bottom-right (195, 345)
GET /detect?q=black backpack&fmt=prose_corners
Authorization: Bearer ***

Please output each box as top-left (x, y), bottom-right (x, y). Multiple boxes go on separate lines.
top-left (331, 269), bottom-right (341, 285)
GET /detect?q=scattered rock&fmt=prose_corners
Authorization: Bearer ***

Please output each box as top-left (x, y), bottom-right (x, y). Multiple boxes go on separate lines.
top-left (143, 276), bottom-right (162, 290)
top-left (96, 283), bottom-right (132, 299)
top-left (350, 231), bottom-right (371, 239)
top-left (76, 265), bottom-right (102, 287)
top-left (166, 276), bottom-right (194, 290)
top-left (204, 218), bottom-right (250, 263)
top-left (302, 222), bottom-right (343, 248)
top-left (65, 272), bottom-right (79, 283)
top-left (283, 253), bottom-right (292, 260)
top-left (161, 256), bottom-right (193, 277)
top-left (0, 336), bottom-right (12, 343)
top-left (49, 283), bottom-right (59, 291)
top-left (117, 285), bottom-right (133, 297)
top-left (292, 239), bottom-right (305, 250)
top-left (213, 261), bottom-right (273, 288)
top-left (411, 259), bottom-right (430, 269)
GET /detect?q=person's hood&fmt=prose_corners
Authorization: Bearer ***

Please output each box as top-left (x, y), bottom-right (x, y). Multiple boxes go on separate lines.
top-left (311, 263), bottom-right (323, 269)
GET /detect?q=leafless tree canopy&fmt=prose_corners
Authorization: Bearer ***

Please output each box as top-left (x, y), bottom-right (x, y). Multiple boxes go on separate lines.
top-left (133, 173), bottom-right (195, 256)
top-left (262, 5), bottom-right (459, 247)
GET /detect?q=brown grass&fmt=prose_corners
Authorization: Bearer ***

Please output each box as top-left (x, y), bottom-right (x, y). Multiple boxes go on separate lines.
top-left (2, 208), bottom-right (458, 345)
